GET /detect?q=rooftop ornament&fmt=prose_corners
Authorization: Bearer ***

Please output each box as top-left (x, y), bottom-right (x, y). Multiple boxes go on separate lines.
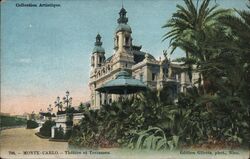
top-left (95, 70), bottom-right (147, 95)
top-left (116, 7), bottom-right (132, 33)
top-left (92, 34), bottom-right (105, 53)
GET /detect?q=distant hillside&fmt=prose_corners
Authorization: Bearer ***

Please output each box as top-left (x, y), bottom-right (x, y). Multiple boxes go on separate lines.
top-left (0, 115), bottom-right (27, 128)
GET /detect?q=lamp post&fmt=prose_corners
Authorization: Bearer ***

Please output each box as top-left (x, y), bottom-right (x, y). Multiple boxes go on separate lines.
top-left (47, 104), bottom-right (53, 120)
top-left (54, 96), bottom-right (63, 112)
top-left (63, 91), bottom-right (73, 132)
top-left (63, 91), bottom-right (72, 110)
top-left (31, 111), bottom-right (35, 120)
top-left (47, 104), bottom-right (53, 113)
top-left (39, 109), bottom-right (44, 120)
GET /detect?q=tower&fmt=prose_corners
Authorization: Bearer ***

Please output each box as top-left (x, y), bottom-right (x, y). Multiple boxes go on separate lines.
top-left (114, 7), bottom-right (132, 52)
top-left (91, 34), bottom-right (106, 68)
top-left (112, 7), bottom-right (134, 70)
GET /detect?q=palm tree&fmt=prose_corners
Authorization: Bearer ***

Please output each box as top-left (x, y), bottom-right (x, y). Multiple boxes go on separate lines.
top-left (217, 4), bottom-right (250, 116)
top-left (218, 6), bottom-right (250, 66)
top-left (162, 0), bottom-right (231, 93)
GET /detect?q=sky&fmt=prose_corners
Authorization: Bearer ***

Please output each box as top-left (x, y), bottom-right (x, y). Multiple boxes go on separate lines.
top-left (1, 0), bottom-right (248, 115)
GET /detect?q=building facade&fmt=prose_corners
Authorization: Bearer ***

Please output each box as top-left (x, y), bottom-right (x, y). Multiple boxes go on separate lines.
top-left (89, 7), bottom-right (194, 109)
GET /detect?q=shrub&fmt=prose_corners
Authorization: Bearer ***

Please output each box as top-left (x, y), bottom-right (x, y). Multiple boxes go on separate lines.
top-left (54, 127), bottom-right (64, 139)
top-left (39, 120), bottom-right (56, 137)
top-left (64, 129), bottom-right (72, 140)
top-left (127, 127), bottom-right (179, 150)
top-left (0, 115), bottom-right (27, 127)
top-left (70, 86), bottom-right (250, 150)
top-left (69, 89), bottom-right (174, 148)
top-left (26, 120), bottom-right (39, 129)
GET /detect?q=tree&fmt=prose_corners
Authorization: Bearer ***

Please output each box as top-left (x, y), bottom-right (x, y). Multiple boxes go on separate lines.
top-left (78, 102), bottom-right (88, 112)
top-left (217, 4), bottom-right (250, 120)
top-left (162, 0), bottom-right (230, 94)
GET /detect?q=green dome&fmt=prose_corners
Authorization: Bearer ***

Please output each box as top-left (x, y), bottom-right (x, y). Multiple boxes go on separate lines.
top-left (95, 70), bottom-right (147, 94)
top-left (92, 33), bottom-right (105, 53)
top-left (116, 24), bottom-right (132, 33)
top-left (93, 45), bottom-right (105, 53)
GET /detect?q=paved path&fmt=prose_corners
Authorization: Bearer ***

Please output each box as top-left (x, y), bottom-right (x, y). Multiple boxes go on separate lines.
top-left (0, 127), bottom-right (68, 158)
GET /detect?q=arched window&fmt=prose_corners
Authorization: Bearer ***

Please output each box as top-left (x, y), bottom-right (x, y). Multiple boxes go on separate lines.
top-left (99, 56), bottom-right (102, 64)
top-left (91, 56), bottom-right (95, 66)
top-left (116, 36), bottom-right (119, 47)
top-left (125, 36), bottom-right (129, 46)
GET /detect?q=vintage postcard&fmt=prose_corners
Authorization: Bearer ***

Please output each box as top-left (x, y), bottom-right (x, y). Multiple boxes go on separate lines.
top-left (1, 0), bottom-right (249, 158)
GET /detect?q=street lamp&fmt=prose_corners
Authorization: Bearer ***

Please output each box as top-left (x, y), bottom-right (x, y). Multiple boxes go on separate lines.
top-left (47, 104), bottom-right (53, 113)
top-left (54, 96), bottom-right (63, 112)
top-left (31, 111), bottom-right (35, 120)
top-left (63, 91), bottom-right (73, 132)
top-left (39, 109), bottom-right (43, 120)
top-left (63, 91), bottom-right (72, 109)
top-left (47, 104), bottom-right (53, 120)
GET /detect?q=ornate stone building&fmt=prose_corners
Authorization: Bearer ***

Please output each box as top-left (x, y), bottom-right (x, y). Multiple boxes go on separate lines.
top-left (89, 7), bottom-right (193, 109)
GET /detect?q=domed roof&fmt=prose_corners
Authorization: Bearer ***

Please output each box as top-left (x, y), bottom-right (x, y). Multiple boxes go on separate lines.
top-left (116, 23), bottom-right (132, 33)
top-left (95, 70), bottom-right (147, 94)
top-left (93, 45), bottom-right (105, 53)
top-left (92, 33), bottom-right (105, 53)
top-left (132, 49), bottom-right (156, 63)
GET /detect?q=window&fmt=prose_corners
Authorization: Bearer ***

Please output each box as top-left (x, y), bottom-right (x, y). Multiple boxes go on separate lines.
top-left (116, 36), bottom-right (119, 46)
top-left (91, 56), bottom-right (95, 66)
top-left (99, 93), bottom-right (102, 105)
top-left (140, 74), bottom-right (143, 82)
top-left (99, 56), bottom-right (102, 63)
top-left (152, 73), bottom-right (156, 81)
top-left (125, 37), bottom-right (129, 46)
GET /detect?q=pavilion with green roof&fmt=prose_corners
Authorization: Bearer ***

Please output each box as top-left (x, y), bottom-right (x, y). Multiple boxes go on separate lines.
top-left (96, 70), bottom-right (148, 95)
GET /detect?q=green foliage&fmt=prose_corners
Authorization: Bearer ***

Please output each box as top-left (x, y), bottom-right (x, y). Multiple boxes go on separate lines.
top-left (127, 127), bottom-right (179, 151)
top-left (163, 0), bottom-right (232, 92)
top-left (69, 89), bottom-right (174, 148)
top-left (54, 127), bottom-right (64, 139)
top-left (70, 84), bottom-right (249, 149)
top-left (54, 127), bottom-right (72, 140)
top-left (26, 120), bottom-right (39, 129)
top-left (0, 115), bottom-right (27, 127)
top-left (129, 86), bottom-right (249, 149)
top-left (64, 129), bottom-right (72, 140)
top-left (39, 120), bottom-right (56, 137)
top-left (78, 102), bottom-right (90, 112)
top-left (160, 0), bottom-right (250, 148)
